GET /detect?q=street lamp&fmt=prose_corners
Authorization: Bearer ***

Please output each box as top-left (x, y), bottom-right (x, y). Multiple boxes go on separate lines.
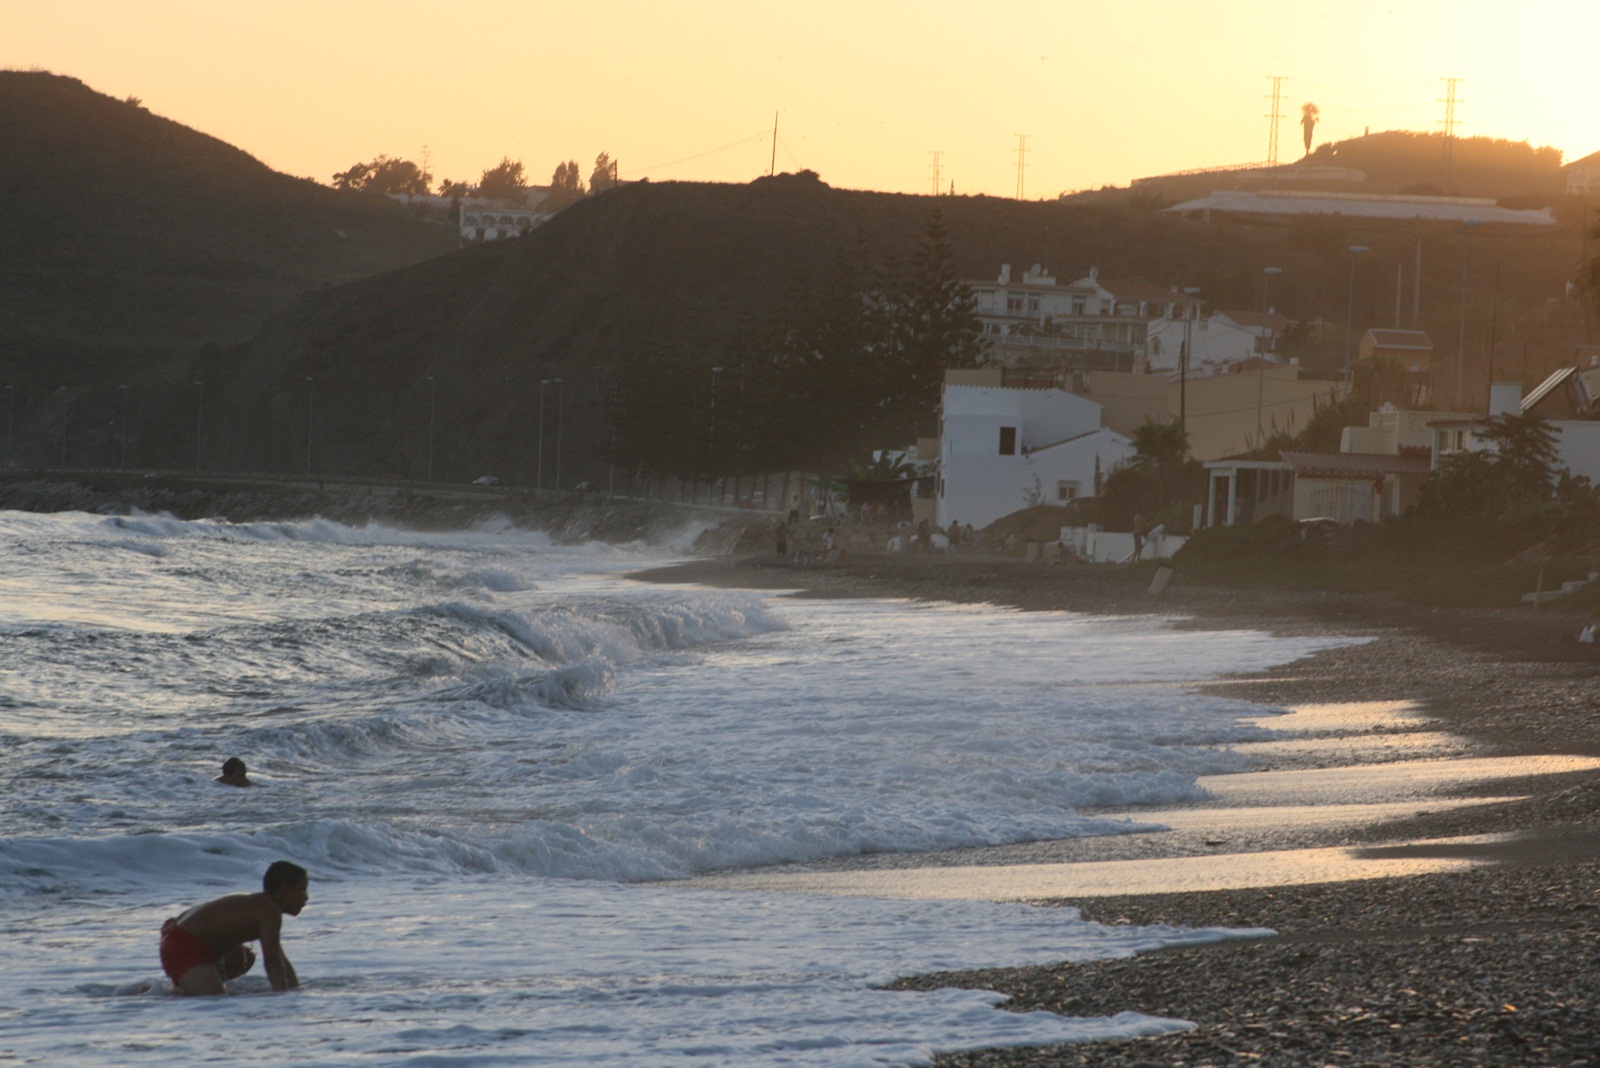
top-left (1457, 220), bottom-right (1484, 409)
top-left (193, 379), bottom-right (204, 471)
top-left (5, 384), bottom-right (14, 466)
top-left (59, 386), bottom-right (69, 468)
top-left (1256, 268), bottom-right (1283, 440)
top-left (709, 366), bottom-right (723, 505)
top-left (425, 375), bottom-right (436, 483)
top-left (305, 376), bottom-right (315, 475)
top-left (119, 384), bottom-right (129, 469)
top-left (552, 377), bottom-right (564, 493)
top-left (538, 378), bottom-right (551, 495)
top-left (1179, 287), bottom-right (1201, 453)
top-left (1343, 246), bottom-right (1370, 389)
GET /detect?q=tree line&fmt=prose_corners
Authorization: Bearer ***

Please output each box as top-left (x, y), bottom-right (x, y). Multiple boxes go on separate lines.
top-left (601, 209), bottom-right (987, 482)
top-left (331, 151), bottom-right (621, 207)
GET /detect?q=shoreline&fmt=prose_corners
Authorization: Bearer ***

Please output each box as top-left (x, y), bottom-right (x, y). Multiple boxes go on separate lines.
top-left (637, 550), bottom-right (1600, 1066)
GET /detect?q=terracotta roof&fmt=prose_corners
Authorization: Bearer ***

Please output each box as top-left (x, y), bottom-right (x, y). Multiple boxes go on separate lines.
top-left (1281, 450), bottom-right (1433, 479)
top-left (1365, 329), bottom-right (1434, 350)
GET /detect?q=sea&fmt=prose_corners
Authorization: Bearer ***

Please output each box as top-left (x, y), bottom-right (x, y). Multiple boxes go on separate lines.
top-left (0, 510), bottom-right (1352, 1066)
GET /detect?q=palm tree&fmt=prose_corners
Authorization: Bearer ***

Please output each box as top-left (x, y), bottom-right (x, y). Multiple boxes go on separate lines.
top-left (1132, 418), bottom-right (1189, 502)
top-left (1300, 103), bottom-right (1320, 156)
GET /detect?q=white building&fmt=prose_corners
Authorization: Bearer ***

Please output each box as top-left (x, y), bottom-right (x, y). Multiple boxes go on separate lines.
top-left (459, 193), bottom-right (554, 241)
top-left (968, 264), bottom-right (1204, 371)
top-left (1144, 308), bottom-right (1292, 373)
top-left (935, 379), bottom-right (1134, 530)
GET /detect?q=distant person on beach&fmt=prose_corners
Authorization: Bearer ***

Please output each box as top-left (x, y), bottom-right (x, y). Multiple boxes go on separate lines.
top-left (774, 521), bottom-right (788, 558)
top-left (159, 860), bottom-right (308, 995)
top-left (1132, 511), bottom-right (1152, 563)
top-left (214, 757), bottom-right (253, 787)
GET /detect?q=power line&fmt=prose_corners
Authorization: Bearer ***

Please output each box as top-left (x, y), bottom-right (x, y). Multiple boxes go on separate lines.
top-left (620, 129), bottom-right (771, 179)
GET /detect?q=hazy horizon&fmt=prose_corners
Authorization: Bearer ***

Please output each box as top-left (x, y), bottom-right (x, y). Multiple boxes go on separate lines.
top-left (5, 0), bottom-right (1594, 198)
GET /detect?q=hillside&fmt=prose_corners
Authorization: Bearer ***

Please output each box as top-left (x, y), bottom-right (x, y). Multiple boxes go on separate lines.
top-left (0, 71), bottom-right (456, 391)
top-left (1124, 130), bottom-right (1569, 204)
top-left (133, 171), bottom-right (1588, 487)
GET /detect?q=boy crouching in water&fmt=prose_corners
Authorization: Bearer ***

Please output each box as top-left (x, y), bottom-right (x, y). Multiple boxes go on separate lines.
top-left (159, 860), bottom-right (308, 995)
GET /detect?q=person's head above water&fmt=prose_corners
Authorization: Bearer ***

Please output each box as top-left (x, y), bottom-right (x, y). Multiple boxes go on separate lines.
top-left (215, 757), bottom-right (252, 787)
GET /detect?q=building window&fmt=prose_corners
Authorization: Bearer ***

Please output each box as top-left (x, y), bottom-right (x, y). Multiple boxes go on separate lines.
top-left (1072, 300), bottom-right (1085, 315)
top-left (1056, 481), bottom-right (1079, 501)
top-left (998, 427), bottom-right (1017, 455)
top-left (1006, 293), bottom-right (1023, 313)
top-left (1026, 295), bottom-right (1040, 314)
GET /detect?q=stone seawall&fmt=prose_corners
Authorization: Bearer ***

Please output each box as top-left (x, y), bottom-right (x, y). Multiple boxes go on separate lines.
top-left (0, 473), bottom-right (751, 546)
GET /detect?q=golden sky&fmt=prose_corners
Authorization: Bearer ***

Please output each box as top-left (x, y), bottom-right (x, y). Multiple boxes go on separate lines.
top-left (6, 0), bottom-right (1595, 196)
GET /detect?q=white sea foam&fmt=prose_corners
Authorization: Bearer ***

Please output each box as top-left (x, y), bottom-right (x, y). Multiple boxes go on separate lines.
top-left (0, 510), bottom-right (1356, 1065)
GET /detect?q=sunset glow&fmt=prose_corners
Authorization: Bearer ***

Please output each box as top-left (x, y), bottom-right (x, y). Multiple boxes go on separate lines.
top-left (6, 0), bottom-right (1596, 196)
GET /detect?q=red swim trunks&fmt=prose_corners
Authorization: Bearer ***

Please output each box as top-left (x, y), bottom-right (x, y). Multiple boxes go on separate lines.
top-left (160, 918), bottom-right (220, 983)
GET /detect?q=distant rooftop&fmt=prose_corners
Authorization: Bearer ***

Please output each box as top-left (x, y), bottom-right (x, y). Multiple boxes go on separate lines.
top-left (1164, 190), bottom-right (1555, 227)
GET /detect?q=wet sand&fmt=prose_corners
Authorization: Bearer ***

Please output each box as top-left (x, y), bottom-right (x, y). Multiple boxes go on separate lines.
top-left (638, 550), bottom-right (1600, 1066)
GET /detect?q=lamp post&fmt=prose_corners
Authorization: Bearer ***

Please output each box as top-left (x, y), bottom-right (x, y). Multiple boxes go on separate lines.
top-left (193, 379), bottom-right (204, 471)
top-left (1343, 245), bottom-right (1370, 390)
top-left (6, 384), bottom-right (14, 466)
top-left (1256, 268), bottom-right (1282, 440)
top-left (119, 384), bottom-right (129, 469)
top-left (304, 376), bottom-right (315, 476)
top-left (59, 386), bottom-right (69, 468)
top-left (552, 377), bottom-right (564, 494)
top-left (1457, 220), bottom-right (1484, 409)
top-left (709, 366), bottom-right (723, 497)
top-left (1179, 287), bottom-right (1201, 454)
top-left (538, 378), bottom-right (550, 495)
top-left (425, 375), bottom-right (436, 483)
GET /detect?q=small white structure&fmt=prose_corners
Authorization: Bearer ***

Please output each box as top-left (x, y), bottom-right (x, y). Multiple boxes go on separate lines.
top-left (1144, 308), bottom-right (1291, 372)
top-left (935, 381), bottom-right (1134, 530)
top-left (459, 193), bottom-right (554, 241)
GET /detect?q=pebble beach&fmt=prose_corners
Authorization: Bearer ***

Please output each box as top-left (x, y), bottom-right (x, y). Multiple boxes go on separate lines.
top-left (640, 549), bottom-right (1600, 1067)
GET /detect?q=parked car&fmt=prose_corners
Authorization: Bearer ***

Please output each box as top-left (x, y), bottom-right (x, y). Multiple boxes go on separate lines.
top-left (472, 475), bottom-right (501, 487)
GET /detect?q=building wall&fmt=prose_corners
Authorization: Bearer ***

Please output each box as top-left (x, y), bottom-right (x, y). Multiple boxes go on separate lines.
top-left (1554, 421), bottom-right (1600, 483)
top-left (937, 384), bottom-right (1115, 529)
top-left (936, 428), bottom-right (1133, 530)
top-left (1178, 368), bottom-right (1341, 461)
top-left (1078, 371), bottom-right (1169, 437)
top-left (1145, 316), bottom-right (1264, 372)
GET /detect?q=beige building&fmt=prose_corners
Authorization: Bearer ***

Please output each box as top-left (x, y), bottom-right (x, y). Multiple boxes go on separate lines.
top-left (1204, 403), bottom-right (1451, 527)
top-left (1358, 329), bottom-right (1435, 373)
top-left (953, 364), bottom-right (1340, 463)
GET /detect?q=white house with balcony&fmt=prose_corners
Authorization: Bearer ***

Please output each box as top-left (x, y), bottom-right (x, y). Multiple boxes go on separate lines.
top-left (969, 264), bottom-right (1203, 369)
top-left (935, 373), bottom-right (1134, 530)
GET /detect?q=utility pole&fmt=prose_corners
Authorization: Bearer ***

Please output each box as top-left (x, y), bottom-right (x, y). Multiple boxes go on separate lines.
top-left (770, 111), bottom-right (778, 177)
top-left (1439, 78), bottom-right (1464, 186)
top-left (1265, 76), bottom-right (1286, 165)
top-left (1014, 134), bottom-right (1028, 200)
top-left (305, 376), bottom-right (315, 476)
top-left (929, 151), bottom-right (942, 196)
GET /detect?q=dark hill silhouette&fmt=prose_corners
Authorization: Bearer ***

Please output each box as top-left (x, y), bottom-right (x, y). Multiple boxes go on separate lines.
top-left (0, 71), bottom-right (456, 395)
top-left (1126, 131), bottom-right (1566, 203)
top-left (143, 171), bottom-right (1585, 487)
